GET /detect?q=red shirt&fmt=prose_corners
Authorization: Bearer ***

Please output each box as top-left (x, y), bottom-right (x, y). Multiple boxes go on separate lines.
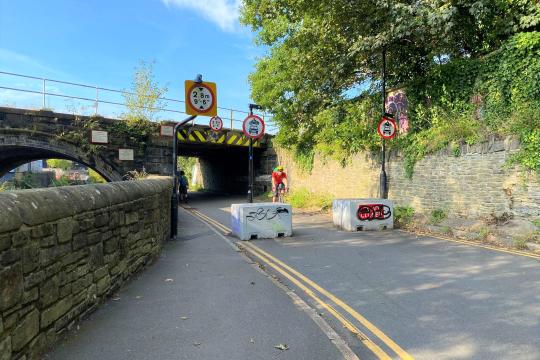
top-left (272, 171), bottom-right (287, 185)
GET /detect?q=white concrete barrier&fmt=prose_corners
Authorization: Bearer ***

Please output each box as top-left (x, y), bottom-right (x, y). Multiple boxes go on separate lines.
top-left (231, 203), bottom-right (293, 240)
top-left (333, 199), bottom-right (394, 231)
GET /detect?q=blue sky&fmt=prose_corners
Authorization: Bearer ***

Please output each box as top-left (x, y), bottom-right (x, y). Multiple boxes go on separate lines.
top-left (0, 0), bottom-right (269, 126)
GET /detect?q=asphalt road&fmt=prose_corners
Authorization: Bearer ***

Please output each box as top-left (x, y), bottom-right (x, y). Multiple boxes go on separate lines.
top-left (191, 193), bottom-right (540, 360)
top-left (46, 203), bottom-right (345, 360)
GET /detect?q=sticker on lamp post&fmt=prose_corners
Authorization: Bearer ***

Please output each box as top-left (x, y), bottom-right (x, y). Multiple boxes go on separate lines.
top-left (160, 125), bottom-right (174, 137)
top-left (377, 117), bottom-right (397, 140)
top-left (209, 116), bottom-right (223, 131)
top-left (118, 149), bottom-right (134, 161)
top-left (90, 130), bottom-right (108, 144)
top-left (242, 115), bottom-right (265, 139)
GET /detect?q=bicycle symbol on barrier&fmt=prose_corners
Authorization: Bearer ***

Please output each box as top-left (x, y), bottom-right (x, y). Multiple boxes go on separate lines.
top-left (357, 204), bottom-right (392, 221)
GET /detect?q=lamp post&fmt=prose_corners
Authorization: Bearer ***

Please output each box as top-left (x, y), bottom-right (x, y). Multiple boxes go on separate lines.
top-left (380, 49), bottom-right (388, 199)
top-left (247, 103), bottom-right (262, 203)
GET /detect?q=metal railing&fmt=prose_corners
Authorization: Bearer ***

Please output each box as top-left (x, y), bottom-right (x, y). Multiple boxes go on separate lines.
top-left (0, 70), bottom-right (278, 133)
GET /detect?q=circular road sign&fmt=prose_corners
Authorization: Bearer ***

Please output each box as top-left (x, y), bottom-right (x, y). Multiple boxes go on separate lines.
top-left (377, 117), bottom-right (398, 140)
top-left (209, 116), bottom-right (223, 131)
top-left (242, 115), bottom-right (265, 139)
top-left (188, 83), bottom-right (215, 114)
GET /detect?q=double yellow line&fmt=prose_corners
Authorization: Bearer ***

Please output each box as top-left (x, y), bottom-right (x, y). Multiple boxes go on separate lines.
top-left (187, 207), bottom-right (414, 360)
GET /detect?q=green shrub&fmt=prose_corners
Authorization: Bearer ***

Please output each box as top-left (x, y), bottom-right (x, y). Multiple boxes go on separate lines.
top-left (285, 187), bottom-right (332, 210)
top-left (429, 209), bottom-right (447, 225)
top-left (394, 206), bottom-right (415, 228)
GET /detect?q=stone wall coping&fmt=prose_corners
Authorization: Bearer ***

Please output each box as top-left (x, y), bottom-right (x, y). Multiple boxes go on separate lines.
top-left (0, 178), bottom-right (172, 232)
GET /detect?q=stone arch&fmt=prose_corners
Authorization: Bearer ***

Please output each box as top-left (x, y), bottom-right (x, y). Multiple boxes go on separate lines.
top-left (0, 130), bottom-right (122, 181)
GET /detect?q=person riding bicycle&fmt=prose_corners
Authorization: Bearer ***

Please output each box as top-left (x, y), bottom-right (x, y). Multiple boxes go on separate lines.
top-left (271, 165), bottom-right (288, 203)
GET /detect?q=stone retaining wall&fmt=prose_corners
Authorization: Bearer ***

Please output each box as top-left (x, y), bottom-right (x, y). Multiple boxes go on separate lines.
top-left (0, 178), bottom-right (172, 359)
top-left (277, 137), bottom-right (540, 220)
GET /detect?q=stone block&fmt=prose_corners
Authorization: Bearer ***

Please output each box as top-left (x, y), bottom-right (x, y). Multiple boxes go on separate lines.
top-left (0, 234), bottom-right (11, 251)
top-left (40, 235), bottom-right (56, 247)
top-left (11, 309), bottom-right (39, 351)
top-left (0, 263), bottom-right (23, 311)
top-left (31, 223), bottom-right (54, 239)
top-left (21, 288), bottom-right (38, 305)
top-left (24, 271), bottom-right (44, 290)
top-left (125, 212), bottom-right (139, 225)
top-left (40, 297), bottom-right (72, 329)
top-left (94, 212), bottom-right (110, 228)
top-left (40, 244), bottom-right (70, 266)
top-left (57, 218), bottom-right (75, 244)
top-left (22, 244), bottom-right (40, 276)
top-left (72, 233), bottom-right (87, 250)
top-left (59, 283), bottom-right (72, 298)
top-left (104, 237), bottom-right (119, 254)
top-left (87, 231), bottom-right (101, 245)
top-left (96, 275), bottom-right (111, 296)
top-left (0, 247), bottom-right (21, 266)
top-left (0, 335), bottom-right (11, 360)
top-left (93, 266), bottom-right (109, 281)
top-left (39, 276), bottom-right (59, 308)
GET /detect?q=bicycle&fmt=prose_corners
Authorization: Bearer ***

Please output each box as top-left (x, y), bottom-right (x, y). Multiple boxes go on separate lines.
top-left (276, 183), bottom-right (288, 203)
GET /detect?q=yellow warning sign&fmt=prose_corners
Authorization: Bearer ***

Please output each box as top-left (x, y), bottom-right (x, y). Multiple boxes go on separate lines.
top-left (185, 80), bottom-right (217, 117)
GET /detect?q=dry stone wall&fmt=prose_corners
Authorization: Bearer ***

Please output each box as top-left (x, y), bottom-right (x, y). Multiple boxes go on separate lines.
top-left (277, 137), bottom-right (540, 220)
top-left (0, 178), bottom-right (172, 360)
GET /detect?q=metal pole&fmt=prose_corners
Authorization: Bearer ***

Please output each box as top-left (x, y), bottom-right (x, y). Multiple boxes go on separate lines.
top-left (380, 49), bottom-right (388, 199)
top-left (171, 114), bottom-right (197, 239)
top-left (95, 86), bottom-right (99, 115)
top-left (248, 107), bottom-right (254, 203)
top-left (42, 79), bottom-right (46, 109)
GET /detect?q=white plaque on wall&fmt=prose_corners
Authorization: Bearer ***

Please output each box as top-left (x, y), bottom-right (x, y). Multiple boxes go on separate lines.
top-left (160, 125), bottom-right (174, 137)
top-left (118, 148), bottom-right (134, 161)
top-left (90, 130), bottom-right (108, 144)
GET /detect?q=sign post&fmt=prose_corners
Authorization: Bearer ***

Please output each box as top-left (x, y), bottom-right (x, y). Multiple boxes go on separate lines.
top-left (244, 105), bottom-right (265, 203)
top-left (172, 74), bottom-right (217, 239)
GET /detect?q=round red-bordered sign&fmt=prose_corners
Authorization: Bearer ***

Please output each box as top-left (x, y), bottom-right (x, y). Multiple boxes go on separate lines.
top-left (242, 115), bottom-right (265, 139)
top-left (377, 117), bottom-right (397, 140)
top-left (209, 116), bottom-right (223, 131)
top-left (187, 83), bottom-right (215, 114)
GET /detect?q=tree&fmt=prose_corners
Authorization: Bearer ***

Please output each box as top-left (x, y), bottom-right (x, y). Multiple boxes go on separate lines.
top-left (240, 0), bottom-right (540, 138)
top-left (123, 60), bottom-right (168, 123)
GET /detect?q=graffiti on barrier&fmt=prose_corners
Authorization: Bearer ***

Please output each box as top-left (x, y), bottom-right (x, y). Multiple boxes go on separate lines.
top-left (357, 204), bottom-right (392, 221)
top-left (246, 207), bottom-right (289, 221)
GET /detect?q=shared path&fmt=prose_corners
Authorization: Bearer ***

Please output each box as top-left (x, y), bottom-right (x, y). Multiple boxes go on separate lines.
top-left (47, 193), bottom-right (540, 360)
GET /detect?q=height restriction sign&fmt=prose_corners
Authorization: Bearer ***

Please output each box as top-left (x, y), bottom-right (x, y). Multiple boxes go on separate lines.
top-left (185, 80), bottom-right (217, 117)
top-left (377, 116), bottom-right (397, 140)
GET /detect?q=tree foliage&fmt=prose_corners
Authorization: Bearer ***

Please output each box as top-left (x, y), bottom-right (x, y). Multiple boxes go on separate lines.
top-left (241, 0), bottom-right (540, 171)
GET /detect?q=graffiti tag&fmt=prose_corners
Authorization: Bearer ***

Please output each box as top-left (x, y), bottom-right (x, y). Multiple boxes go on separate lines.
top-left (357, 204), bottom-right (391, 221)
top-left (246, 207), bottom-right (289, 221)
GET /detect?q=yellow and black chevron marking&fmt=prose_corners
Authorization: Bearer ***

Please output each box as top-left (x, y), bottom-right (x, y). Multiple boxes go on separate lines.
top-left (177, 128), bottom-right (260, 147)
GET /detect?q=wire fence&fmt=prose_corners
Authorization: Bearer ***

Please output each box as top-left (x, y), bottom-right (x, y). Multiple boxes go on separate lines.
top-left (0, 70), bottom-right (279, 133)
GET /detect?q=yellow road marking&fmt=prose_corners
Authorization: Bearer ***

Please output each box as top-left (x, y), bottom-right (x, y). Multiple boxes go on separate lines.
top-left (401, 230), bottom-right (540, 261)
top-left (185, 208), bottom-right (412, 360)
top-left (241, 242), bottom-right (414, 360)
top-left (238, 242), bottom-right (392, 360)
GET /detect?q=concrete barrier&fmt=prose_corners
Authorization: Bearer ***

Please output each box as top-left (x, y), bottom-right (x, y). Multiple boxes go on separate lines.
top-left (0, 178), bottom-right (172, 360)
top-left (231, 203), bottom-right (292, 240)
top-left (333, 199), bottom-right (394, 231)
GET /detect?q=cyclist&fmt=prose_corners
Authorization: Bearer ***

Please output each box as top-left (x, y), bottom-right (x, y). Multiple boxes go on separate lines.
top-left (178, 170), bottom-right (189, 203)
top-left (271, 165), bottom-right (288, 203)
